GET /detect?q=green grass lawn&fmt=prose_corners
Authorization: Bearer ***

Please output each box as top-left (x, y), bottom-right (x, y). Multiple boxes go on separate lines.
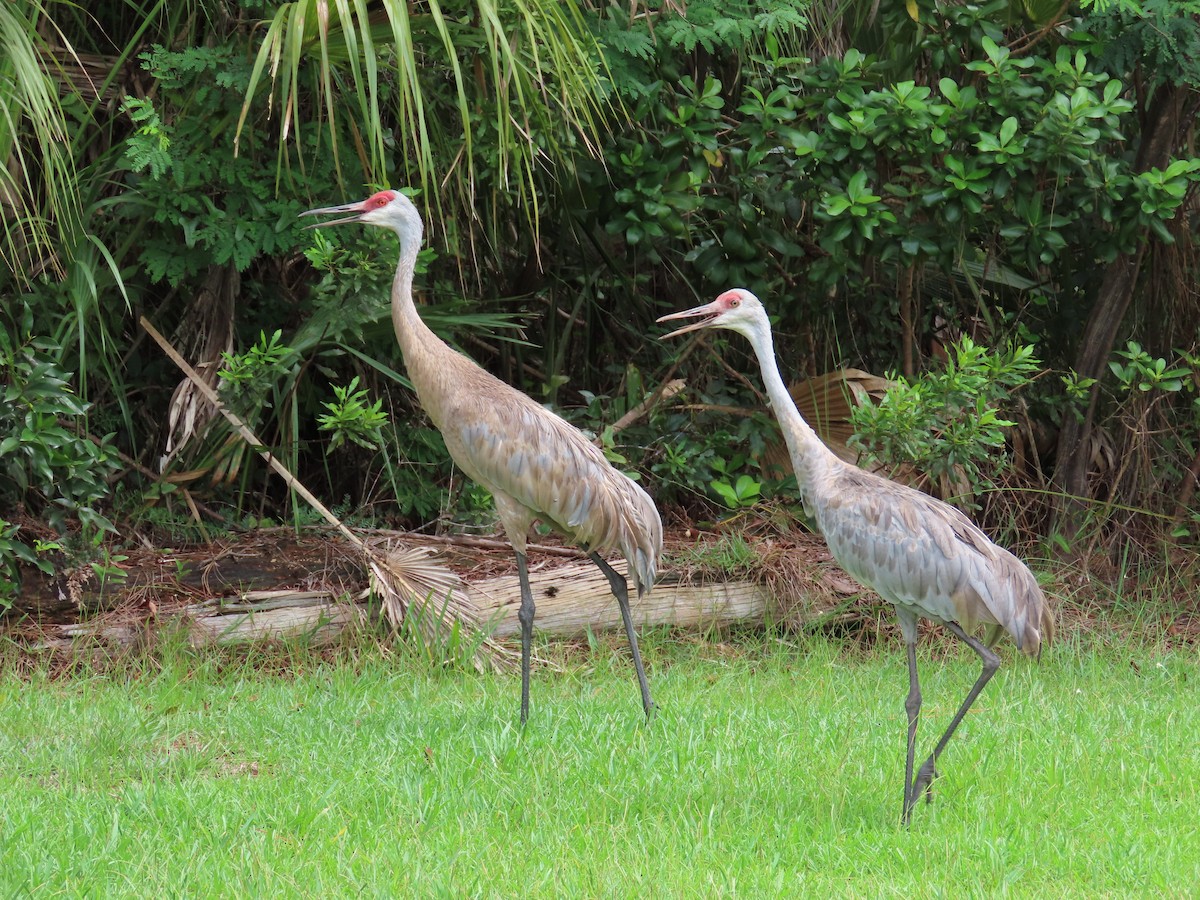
top-left (1, 629), bottom-right (1197, 897)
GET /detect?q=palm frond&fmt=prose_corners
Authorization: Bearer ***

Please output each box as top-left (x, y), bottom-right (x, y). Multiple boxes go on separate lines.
top-left (368, 544), bottom-right (518, 672)
top-left (0, 0), bottom-right (84, 286)
top-left (760, 368), bottom-right (894, 477)
top-left (237, 0), bottom-right (613, 260)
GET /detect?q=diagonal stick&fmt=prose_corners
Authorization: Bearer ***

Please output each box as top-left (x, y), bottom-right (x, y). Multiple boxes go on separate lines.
top-left (140, 315), bottom-right (516, 669)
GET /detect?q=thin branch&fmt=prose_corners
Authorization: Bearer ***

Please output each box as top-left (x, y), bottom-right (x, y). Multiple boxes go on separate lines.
top-left (361, 529), bottom-right (588, 558)
top-left (64, 417), bottom-right (229, 526)
top-left (140, 316), bottom-right (516, 670)
top-left (140, 316), bottom-right (368, 553)
top-left (599, 378), bottom-right (687, 444)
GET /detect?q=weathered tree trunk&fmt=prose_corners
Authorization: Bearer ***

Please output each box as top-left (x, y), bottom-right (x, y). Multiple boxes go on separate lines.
top-left (30, 569), bottom-right (775, 651)
top-left (1052, 244), bottom-right (1147, 531)
top-left (1052, 82), bottom-right (1200, 538)
top-left (464, 562), bottom-right (771, 638)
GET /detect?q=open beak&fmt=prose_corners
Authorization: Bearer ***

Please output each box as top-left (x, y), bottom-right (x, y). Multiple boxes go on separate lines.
top-left (299, 199), bottom-right (368, 229)
top-left (656, 300), bottom-right (724, 339)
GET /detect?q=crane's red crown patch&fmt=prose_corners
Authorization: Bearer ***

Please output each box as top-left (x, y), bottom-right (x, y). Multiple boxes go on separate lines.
top-left (366, 190), bottom-right (397, 208)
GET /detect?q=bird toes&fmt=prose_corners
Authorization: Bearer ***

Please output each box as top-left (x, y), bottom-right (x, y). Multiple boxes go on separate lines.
top-left (912, 759), bottom-right (940, 803)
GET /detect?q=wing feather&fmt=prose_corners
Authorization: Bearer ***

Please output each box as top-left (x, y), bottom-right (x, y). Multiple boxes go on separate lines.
top-left (436, 372), bottom-right (662, 593)
top-left (816, 463), bottom-right (1049, 654)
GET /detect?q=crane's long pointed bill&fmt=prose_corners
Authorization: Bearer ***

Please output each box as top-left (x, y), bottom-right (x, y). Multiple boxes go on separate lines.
top-left (299, 201), bottom-right (366, 229)
top-left (656, 301), bottom-right (723, 339)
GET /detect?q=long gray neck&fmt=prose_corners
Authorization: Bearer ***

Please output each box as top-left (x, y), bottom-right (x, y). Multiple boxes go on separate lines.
top-left (745, 322), bottom-right (835, 496)
top-left (389, 228), bottom-right (452, 399)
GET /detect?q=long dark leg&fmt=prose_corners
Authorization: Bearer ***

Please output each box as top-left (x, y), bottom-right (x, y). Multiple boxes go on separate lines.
top-left (515, 551), bottom-right (535, 726)
top-left (589, 553), bottom-right (654, 720)
top-left (910, 621), bottom-right (1001, 804)
top-left (902, 638), bottom-right (922, 826)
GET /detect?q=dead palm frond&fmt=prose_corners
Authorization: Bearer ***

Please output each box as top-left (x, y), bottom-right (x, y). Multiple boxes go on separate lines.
top-left (368, 544), bottom-right (517, 672)
top-left (759, 368), bottom-right (893, 477)
top-left (160, 264), bottom-right (238, 473)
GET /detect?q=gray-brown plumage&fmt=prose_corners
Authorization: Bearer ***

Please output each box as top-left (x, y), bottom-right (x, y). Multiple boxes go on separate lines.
top-left (659, 288), bottom-right (1053, 825)
top-left (303, 190), bottom-right (662, 724)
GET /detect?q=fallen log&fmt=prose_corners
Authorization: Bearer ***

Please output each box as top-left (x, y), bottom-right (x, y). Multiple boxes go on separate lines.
top-left (465, 561), bottom-right (769, 638)
top-left (177, 564), bottom-right (771, 645)
top-left (182, 590), bottom-right (368, 647)
top-left (28, 564), bottom-right (773, 651)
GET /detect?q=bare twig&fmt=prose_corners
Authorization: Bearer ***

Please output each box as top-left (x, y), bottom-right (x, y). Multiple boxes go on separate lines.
top-left (362, 529), bottom-right (587, 559)
top-left (594, 327), bottom-right (707, 449)
top-left (66, 417), bottom-right (229, 526)
top-left (604, 378), bottom-right (686, 441)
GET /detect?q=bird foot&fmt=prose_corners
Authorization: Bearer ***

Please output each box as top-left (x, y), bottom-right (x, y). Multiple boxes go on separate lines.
top-left (911, 758), bottom-right (940, 804)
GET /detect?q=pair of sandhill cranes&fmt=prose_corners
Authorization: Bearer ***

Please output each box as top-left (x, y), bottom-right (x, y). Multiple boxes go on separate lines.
top-left (302, 190), bottom-right (1053, 826)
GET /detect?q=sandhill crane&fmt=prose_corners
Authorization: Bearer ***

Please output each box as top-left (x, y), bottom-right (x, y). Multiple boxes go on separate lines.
top-left (659, 288), bottom-right (1053, 825)
top-left (302, 190), bottom-right (662, 724)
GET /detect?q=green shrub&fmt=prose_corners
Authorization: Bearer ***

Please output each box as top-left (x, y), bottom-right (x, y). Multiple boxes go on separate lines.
top-left (0, 308), bottom-right (121, 605)
top-left (849, 338), bottom-right (1040, 507)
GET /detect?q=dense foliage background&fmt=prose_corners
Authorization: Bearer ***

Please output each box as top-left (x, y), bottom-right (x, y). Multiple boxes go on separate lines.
top-left (3, 0), bottom-right (1200, 604)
